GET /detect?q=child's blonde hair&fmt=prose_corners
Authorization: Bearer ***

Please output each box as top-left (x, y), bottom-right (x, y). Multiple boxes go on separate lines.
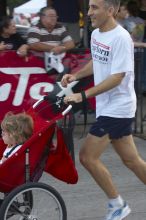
top-left (1, 112), bottom-right (34, 144)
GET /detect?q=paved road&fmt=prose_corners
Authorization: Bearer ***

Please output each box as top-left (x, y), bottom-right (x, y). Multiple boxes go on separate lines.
top-left (41, 124), bottom-right (146, 220)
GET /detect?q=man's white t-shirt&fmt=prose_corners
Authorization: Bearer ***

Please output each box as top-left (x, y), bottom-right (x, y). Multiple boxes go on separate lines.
top-left (91, 25), bottom-right (136, 118)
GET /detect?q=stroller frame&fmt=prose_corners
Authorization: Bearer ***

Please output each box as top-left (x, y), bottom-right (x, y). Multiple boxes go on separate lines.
top-left (0, 99), bottom-right (77, 220)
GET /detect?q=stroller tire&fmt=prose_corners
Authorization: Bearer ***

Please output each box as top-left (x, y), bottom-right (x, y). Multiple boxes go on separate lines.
top-left (0, 182), bottom-right (67, 220)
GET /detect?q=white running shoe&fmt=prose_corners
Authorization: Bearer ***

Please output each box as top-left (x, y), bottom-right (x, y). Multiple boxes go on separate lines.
top-left (105, 201), bottom-right (131, 220)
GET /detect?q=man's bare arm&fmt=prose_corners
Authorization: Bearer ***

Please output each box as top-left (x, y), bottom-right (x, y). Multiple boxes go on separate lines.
top-left (51, 40), bottom-right (75, 54)
top-left (29, 40), bottom-right (75, 53)
top-left (63, 41), bottom-right (75, 51)
top-left (74, 60), bottom-right (93, 80)
top-left (85, 73), bottom-right (125, 98)
top-left (64, 72), bottom-right (125, 103)
top-left (28, 42), bottom-right (54, 52)
top-left (61, 60), bottom-right (93, 87)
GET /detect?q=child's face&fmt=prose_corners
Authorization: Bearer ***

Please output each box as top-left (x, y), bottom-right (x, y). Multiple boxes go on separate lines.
top-left (1, 129), bottom-right (15, 146)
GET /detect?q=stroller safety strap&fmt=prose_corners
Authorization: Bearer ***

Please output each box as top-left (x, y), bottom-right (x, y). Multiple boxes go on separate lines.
top-left (4, 144), bottom-right (23, 159)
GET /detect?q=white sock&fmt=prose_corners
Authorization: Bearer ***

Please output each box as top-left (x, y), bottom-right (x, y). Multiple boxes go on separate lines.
top-left (109, 195), bottom-right (124, 207)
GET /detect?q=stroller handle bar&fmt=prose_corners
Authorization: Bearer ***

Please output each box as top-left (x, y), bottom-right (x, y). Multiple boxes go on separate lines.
top-left (33, 98), bottom-right (44, 109)
top-left (32, 97), bottom-right (73, 116)
top-left (62, 104), bottom-right (72, 115)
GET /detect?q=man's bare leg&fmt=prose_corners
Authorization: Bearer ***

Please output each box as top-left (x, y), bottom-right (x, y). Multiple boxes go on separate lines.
top-left (112, 135), bottom-right (146, 184)
top-left (79, 133), bottom-right (119, 198)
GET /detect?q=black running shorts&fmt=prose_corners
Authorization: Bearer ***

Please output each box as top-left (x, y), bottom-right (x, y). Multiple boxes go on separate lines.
top-left (89, 116), bottom-right (135, 139)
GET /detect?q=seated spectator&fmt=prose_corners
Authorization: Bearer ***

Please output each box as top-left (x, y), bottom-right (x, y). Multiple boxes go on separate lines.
top-left (0, 112), bottom-right (34, 164)
top-left (116, 2), bottom-right (129, 28)
top-left (27, 7), bottom-right (75, 73)
top-left (48, 0), bottom-right (84, 46)
top-left (0, 16), bottom-right (29, 57)
top-left (27, 7), bottom-right (75, 56)
top-left (124, 0), bottom-right (146, 47)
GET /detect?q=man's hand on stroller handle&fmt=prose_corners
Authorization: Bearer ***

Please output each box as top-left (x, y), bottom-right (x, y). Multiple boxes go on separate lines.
top-left (61, 74), bottom-right (87, 104)
top-left (64, 93), bottom-right (82, 104)
top-left (64, 90), bottom-right (86, 104)
top-left (61, 74), bottom-right (77, 87)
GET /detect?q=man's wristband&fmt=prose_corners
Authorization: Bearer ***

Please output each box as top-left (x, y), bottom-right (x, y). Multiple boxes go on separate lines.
top-left (81, 90), bottom-right (86, 102)
top-left (80, 90), bottom-right (87, 132)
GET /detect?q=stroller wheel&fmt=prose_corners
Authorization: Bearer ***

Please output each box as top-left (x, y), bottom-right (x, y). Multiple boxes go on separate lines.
top-left (0, 182), bottom-right (67, 220)
top-left (0, 198), bottom-right (4, 207)
top-left (1, 189), bottom-right (33, 219)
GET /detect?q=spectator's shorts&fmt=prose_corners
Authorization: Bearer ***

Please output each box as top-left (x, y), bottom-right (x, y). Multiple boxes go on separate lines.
top-left (89, 116), bottom-right (135, 139)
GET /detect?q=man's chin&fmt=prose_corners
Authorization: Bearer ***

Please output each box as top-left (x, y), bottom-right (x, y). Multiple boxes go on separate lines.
top-left (91, 21), bottom-right (98, 29)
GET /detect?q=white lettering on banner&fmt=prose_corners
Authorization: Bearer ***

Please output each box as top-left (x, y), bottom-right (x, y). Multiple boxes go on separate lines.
top-left (30, 83), bottom-right (54, 100)
top-left (13, 74), bottom-right (30, 106)
top-left (0, 67), bottom-right (79, 107)
top-left (0, 83), bottom-right (11, 101)
top-left (0, 67), bottom-right (46, 75)
top-left (0, 67), bottom-right (47, 106)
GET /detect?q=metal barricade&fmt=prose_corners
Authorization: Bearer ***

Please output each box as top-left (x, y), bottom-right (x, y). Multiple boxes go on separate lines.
top-left (134, 48), bottom-right (146, 137)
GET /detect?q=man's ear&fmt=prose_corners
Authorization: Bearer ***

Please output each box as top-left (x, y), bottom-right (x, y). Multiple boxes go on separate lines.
top-left (114, 7), bottom-right (120, 17)
top-left (108, 6), bottom-right (117, 17)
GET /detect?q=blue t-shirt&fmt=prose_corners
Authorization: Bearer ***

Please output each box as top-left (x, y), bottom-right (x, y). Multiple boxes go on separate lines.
top-left (52, 0), bottom-right (80, 23)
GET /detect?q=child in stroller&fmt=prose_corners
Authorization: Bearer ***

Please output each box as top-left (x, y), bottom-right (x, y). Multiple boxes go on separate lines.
top-left (0, 112), bottom-right (33, 164)
top-left (0, 97), bottom-right (78, 220)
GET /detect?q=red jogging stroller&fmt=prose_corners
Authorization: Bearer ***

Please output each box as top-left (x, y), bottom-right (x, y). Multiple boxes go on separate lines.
top-left (0, 96), bottom-right (78, 220)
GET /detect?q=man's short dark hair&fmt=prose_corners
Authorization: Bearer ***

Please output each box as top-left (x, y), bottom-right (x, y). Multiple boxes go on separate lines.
top-left (104, 0), bottom-right (121, 8)
top-left (39, 6), bottom-right (56, 17)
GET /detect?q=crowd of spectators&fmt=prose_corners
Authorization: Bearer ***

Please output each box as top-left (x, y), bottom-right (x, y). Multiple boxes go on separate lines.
top-left (116, 0), bottom-right (146, 93)
top-left (27, 7), bottom-right (75, 56)
top-left (0, 7), bottom-right (75, 73)
top-left (0, 1), bottom-right (146, 50)
top-left (116, 1), bottom-right (146, 47)
top-left (27, 7), bottom-right (75, 72)
top-left (0, 1), bottom-right (146, 77)
top-left (47, 0), bottom-right (85, 46)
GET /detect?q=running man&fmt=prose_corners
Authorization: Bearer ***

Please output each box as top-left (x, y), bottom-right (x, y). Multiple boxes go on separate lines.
top-left (61, 0), bottom-right (146, 219)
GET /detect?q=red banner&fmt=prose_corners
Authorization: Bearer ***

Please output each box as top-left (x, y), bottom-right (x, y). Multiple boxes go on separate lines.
top-left (0, 50), bottom-right (94, 121)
